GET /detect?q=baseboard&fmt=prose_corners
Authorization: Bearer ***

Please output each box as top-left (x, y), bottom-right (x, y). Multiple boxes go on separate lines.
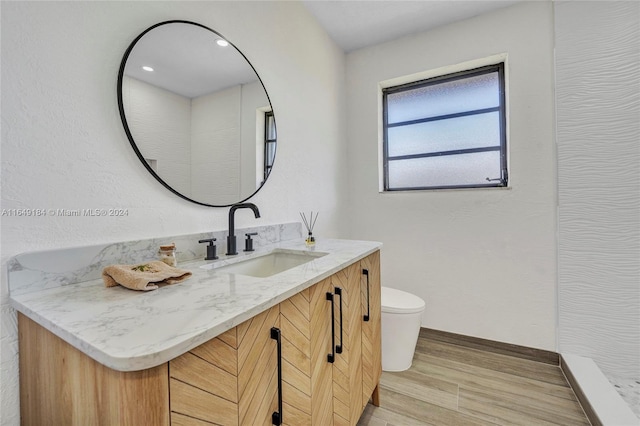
top-left (419, 327), bottom-right (559, 365)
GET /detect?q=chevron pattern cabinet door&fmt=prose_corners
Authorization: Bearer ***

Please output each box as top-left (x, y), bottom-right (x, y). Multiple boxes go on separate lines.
top-left (169, 305), bottom-right (280, 426)
top-left (332, 262), bottom-right (363, 426)
top-left (237, 305), bottom-right (281, 426)
top-left (309, 277), bottom-right (335, 425)
top-left (361, 251), bottom-right (382, 409)
top-left (280, 277), bottom-right (336, 426)
top-left (170, 327), bottom-right (240, 425)
top-left (280, 288), bottom-right (313, 425)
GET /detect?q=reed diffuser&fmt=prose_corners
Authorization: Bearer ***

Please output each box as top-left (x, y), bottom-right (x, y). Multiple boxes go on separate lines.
top-left (300, 211), bottom-right (318, 247)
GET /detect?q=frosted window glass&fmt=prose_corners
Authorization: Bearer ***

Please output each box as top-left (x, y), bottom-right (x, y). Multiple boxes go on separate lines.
top-left (387, 112), bottom-right (500, 157)
top-left (387, 151), bottom-right (501, 189)
top-left (267, 114), bottom-right (276, 140)
top-left (266, 143), bottom-right (276, 165)
top-left (383, 64), bottom-right (506, 190)
top-left (387, 72), bottom-right (499, 124)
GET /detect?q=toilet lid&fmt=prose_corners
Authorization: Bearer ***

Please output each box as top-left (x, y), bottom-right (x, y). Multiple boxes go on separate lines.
top-left (381, 286), bottom-right (425, 314)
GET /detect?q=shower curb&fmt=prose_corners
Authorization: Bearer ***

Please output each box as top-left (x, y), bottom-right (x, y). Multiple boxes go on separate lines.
top-left (560, 354), bottom-right (602, 426)
top-left (560, 353), bottom-right (639, 426)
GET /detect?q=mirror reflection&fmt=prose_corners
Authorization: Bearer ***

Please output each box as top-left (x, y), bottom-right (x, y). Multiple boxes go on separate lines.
top-left (118, 21), bottom-right (276, 206)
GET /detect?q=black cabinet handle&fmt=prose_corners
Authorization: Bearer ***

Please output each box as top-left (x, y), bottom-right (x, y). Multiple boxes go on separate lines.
top-left (363, 269), bottom-right (370, 322)
top-left (270, 327), bottom-right (283, 425)
top-left (335, 287), bottom-right (343, 354)
top-left (326, 292), bottom-right (335, 363)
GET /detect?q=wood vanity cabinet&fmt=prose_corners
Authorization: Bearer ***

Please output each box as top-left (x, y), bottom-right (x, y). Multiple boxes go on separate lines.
top-left (18, 251), bottom-right (381, 426)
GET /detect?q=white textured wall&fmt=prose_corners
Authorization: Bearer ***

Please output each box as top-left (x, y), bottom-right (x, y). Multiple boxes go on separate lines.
top-left (192, 81), bottom-right (269, 204)
top-left (346, 1), bottom-right (558, 350)
top-left (191, 85), bottom-right (242, 203)
top-left (123, 76), bottom-right (192, 196)
top-left (0, 1), bottom-right (346, 424)
top-left (123, 78), bottom-right (268, 205)
top-left (555, 1), bottom-right (640, 379)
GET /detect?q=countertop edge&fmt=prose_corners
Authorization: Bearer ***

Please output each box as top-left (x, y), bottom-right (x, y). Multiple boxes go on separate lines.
top-left (11, 240), bottom-right (382, 372)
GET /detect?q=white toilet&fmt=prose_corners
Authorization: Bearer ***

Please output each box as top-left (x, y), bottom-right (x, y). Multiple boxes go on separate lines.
top-left (380, 286), bottom-right (426, 372)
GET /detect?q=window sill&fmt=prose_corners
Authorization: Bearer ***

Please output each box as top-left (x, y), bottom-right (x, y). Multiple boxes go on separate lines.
top-left (379, 185), bottom-right (512, 194)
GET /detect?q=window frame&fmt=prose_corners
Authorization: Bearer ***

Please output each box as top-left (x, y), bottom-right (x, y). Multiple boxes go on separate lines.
top-left (263, 110), bottom-right (276, 182)
top-left (382, 63), bottom-right (508, 192)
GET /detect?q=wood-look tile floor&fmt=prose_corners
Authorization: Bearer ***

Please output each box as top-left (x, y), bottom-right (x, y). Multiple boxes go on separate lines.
top-left (357, 331), bottom-right (590, 426)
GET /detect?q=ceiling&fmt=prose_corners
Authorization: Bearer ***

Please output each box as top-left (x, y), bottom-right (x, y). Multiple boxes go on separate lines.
top-left (124, 1), bottom-right (523, 98)
top-left (301, 0), bottom-right (523, 52)
top-left (124, 22), bottom-right (259, 99)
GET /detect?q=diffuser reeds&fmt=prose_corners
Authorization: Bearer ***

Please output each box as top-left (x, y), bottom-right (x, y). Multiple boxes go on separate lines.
top-left (300, 211), bottom-right (318, 246)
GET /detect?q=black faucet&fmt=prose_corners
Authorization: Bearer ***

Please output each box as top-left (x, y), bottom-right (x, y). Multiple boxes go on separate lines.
top-left (226, 203), bottom-right (260, 255)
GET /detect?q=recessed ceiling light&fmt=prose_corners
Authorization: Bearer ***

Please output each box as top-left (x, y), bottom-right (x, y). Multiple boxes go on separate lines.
top-left (142, 66), bottom-right (154, 72)
top-left (216, 39), bottom-right (229, 47)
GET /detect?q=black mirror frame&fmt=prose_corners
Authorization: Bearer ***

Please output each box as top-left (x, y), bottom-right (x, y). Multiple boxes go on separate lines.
top-left (117, 20), bottom-right (276, 207)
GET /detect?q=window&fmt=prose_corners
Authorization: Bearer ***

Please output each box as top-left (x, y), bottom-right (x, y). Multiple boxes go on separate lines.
top-left (263, 111), bottom-right (276, 182)
top-left (382, 63), bottom-right (507, 191)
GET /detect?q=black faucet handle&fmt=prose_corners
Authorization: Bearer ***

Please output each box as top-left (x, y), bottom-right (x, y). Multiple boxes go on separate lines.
top-left (198, 238), bottom-right (218, 260)
top-left (244, 233), bottom-right (258, 252)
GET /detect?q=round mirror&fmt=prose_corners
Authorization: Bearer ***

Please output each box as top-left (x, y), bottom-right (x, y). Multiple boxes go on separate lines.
top-left (118, 21), bottom-right (276, 207)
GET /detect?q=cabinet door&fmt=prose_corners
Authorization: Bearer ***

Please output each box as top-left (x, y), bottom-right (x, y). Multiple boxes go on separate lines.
top-left (169, 305), bottom-right (280, 426)
top-left (169, 325), bottom-right (239, 425)
top-left (237, 305), bottom-right (281, 425)
top-left (280, 287), bottom-right (312, 425)
top-left (360, 251), bottom-right (382, 408)
top-left (331, 262), bottom-right (363, 426)
top-left (280, 277), bottom-right (334, 426)
top-left (310, 277), bottom-right (336, 425)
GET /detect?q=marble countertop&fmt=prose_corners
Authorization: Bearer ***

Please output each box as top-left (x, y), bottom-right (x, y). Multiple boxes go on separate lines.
top-left (10, 238), bottom-right (381, 372)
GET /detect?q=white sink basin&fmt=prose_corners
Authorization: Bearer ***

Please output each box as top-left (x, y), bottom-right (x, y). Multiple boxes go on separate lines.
top-left (200, 249), bottom-right (328, 278)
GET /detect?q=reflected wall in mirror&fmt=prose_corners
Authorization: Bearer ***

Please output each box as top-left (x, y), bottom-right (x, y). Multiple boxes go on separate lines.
top-left (118, 21), bottom-right (276, 207)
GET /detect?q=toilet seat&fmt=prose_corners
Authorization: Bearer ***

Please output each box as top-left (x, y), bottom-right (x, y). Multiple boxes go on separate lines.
top-left (381, 286), bottom-right (425, 314)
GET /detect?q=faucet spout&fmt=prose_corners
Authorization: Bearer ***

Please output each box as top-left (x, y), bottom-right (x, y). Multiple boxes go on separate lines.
top-left (227, 203), bottom-right (261, 255)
